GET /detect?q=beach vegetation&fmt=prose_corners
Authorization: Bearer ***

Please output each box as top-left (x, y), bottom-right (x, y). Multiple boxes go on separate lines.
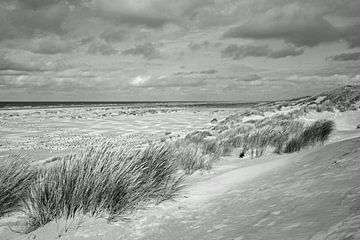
top-left (284, 120), bottom-right (334, 153)
top-left (0, 155), bottom-right (36, 218)
top-left (21, 142), bottom-right (183, 232)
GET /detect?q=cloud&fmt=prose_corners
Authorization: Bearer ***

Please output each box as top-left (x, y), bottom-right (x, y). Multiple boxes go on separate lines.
top-left (129, 75), bottom-right (152, 87)
top-left (87, 40), bottom-right (117, 55)
top-left (188, 41), bottom-right (210, 51)
top-left (26, 36), bottom-right (74, 54)
top-left (0, 0), bottom-right (215, 44)
top-left (0, 68), bottom-right (113, 91)
top-left (0, 2), bottom-right (71, 41)
top-left (100, 29), bottom-right (129, 42)
top-left (0, 54), bottom-right (42, 72)
top-left (286, 74), bottom-right (360, 84)
top-left (199, 69), bottom-right (217, 74)
top-left (15, 0), bottom-right (81, 9)
top-left (237, 74), bottom-right (262, 82)
top-left (0, 74), bottom-right (89, 90)
top-left (129, 75), bottom-right (205, 88)
top-left (222, 2), bottom-right (360, 48)
top-left (268, 45), bottom-right (305, 58)
top-left (343, 25), bottom-right (360, 48)
top-left (221, 44), bottom-right (304, 59)
top-left (122, 43), bottom-right (161, 60)
top-left (174, 69), bottom-right (218, 75)
top-left (92, 0), bottom-right (214, 28)
top-left (329, 52), bottom-right (360, 62)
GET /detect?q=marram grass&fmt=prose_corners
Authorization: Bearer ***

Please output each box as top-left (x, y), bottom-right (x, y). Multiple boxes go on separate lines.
top-left (0, 155), bottom-right (36, 218)
top-left (0, 115), bottom-right (335, 233)
top-left (284, 120), bottom-right (334, 153)
top-left (21, 142), bottom-right (184, 232)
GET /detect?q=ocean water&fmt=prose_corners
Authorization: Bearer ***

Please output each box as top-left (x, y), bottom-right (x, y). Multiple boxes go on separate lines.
top-left (0, 101), bottom-right (255, 110)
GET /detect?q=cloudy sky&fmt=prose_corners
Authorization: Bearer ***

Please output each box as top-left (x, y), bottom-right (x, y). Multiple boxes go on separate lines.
top-left (0, 0), bottom-right (359, 101)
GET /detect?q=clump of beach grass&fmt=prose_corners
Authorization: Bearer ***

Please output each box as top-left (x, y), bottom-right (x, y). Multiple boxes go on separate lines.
top-left (173, 132), bottom-right (222, 174)
top-left (215, 112), bottom-right (333, 158)
top-left (284, 119), bottom-right (335, 153)
top-left (22, 142), bottom-right (183, 233)
top-left (0, 155), bottom-right (36, 218)
top-left (173, 141), bottom-right (218, 174)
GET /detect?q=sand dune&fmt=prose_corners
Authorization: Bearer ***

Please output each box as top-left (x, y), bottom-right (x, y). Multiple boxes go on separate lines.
top-left (1, 86), bottom-right (360, 240)
top-left (2, 134), bottom-right (358, 240)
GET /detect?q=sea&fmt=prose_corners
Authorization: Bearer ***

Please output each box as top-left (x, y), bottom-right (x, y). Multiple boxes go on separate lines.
top-left (0, 101), bottom-right (256, 110)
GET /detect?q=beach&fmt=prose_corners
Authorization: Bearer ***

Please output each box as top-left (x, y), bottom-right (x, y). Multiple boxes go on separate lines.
top-left (0, 103), bottom-right (244, 160)
top-left (1, 88), bottom-right (360, 240)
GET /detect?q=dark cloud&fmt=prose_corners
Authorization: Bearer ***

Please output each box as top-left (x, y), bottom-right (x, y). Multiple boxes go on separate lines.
top-left (87, 40), bottom-right (117, 55)
top-left (122, 43), bottom-right (161, 60)
top-left (174, 69), bottom-right (217, 75)
top-left (237, 74), bottom-right (262, 82)
top-left (0, 54), bottom-right (42, 72)
top-left (329, 52), bottom-right (360, 62)
top-left (199, 69), bottom-right (217, 74)
top-left (0, 0), bottom-right (216, 45)
top-left (27, 37), bottom-right (74, 54)
top-left (100, 29), bottom-right (128, 42)
top-left (0, 2), bottom-right (70, 41)
top-left (222, 2), bottom-right (360, 48)
top-left (93, 0), bottom-right (214, 28)
top-left (342, 25), bottom-right (360, 48)
top-left (188, 41), bottom-right (210, 51)
top-left (221, 44), bottom-right (303, 59)
top-left (174, 71), bottom-right (198, 76)
top-left (81, 37), bottom-right (94, 45)
top-left (14, 0), bottom-right (80, 9)
top-left (0, 71), bottom-right (29, 76)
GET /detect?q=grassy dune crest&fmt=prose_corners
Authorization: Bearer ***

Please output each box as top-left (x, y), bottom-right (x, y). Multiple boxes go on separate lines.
top-left (0, 155), bottom-right (35, 217)
top-left (22, 142), bottom-right (183, 232)
top-left (216, 112), bottom-right (335, 158)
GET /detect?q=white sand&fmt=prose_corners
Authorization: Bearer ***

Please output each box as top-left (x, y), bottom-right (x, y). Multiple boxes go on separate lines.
top-left (2, 106), bottom-right (360, 240)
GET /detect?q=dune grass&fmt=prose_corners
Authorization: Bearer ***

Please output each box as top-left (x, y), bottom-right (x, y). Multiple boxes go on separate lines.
top-left (0, 155), bottom-right (36, 218)
top-left (173, 142), bottom-right (215, 174)
top-left (284, 120), bottom-right (335, 153)
top-left (216, 112), bottom-right (334, 158)
top-left (0, 111), bottom-right (336, 234)
top-left (1, 138), bottom-right (218, 233)
top-left (21, 142), bottom-right (183, 232)
top-left (173, 132), bottom-right (222, 174)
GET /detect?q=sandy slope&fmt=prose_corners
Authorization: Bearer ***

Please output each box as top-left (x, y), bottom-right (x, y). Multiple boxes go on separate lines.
top-left (3, 135), bottom-right (358, 240)
top-left (1, 108), bottom-right (360, 240)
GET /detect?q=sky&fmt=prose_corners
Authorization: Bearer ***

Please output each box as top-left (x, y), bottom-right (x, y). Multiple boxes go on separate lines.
top-left (0, 0), bottom-right (359, 102)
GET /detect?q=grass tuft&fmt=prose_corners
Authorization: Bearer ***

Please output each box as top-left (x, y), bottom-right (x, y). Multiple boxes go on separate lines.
top-left (173, 137), bottom-right (220, 174)
top-left (22, 142), bottom-right (183, 232)
top-left (284, 120), bottom-right (334, 153)
top-left (0, 155), bottom-right (35, 218)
